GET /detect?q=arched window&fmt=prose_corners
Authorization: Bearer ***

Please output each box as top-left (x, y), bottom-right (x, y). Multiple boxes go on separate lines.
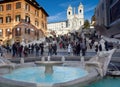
top-left (80, 10), bottom-right (82, 13)
top-left (68, 12), bottom-right (71, 15)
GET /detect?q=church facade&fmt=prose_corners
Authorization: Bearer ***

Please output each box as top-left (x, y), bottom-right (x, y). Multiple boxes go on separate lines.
top-left (47, 3), bottom-right (84, 35)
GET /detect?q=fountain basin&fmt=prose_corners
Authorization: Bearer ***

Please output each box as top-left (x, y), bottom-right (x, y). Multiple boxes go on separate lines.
top-left (35, 61), bottom-right (63, 74)
top-left (1, 66), bottom-right (95, 87)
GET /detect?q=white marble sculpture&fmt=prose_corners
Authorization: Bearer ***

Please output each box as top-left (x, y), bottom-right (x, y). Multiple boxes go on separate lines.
top-left (85, 48), bottom-right (116, 77)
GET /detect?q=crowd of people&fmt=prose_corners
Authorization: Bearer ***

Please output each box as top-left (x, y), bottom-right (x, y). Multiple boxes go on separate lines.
top-left (0, 31), bottom-right (118, 58)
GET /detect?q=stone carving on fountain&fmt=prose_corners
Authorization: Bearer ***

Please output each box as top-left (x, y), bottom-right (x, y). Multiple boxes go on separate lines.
top-left (85, 49), bottom-right (116, 77)
top-left (35, 56), bottom-right (63, 74)
top-left (0, 57), bottom-right (15, 74)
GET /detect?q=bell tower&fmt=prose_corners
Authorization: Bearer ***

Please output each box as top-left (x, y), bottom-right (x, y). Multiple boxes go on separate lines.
top-left (78, 2), bottom-right (84, 18)
top-left (67, 5), bottom-right (73, 19)
top-left (78, 2), bottom-right (84, 26)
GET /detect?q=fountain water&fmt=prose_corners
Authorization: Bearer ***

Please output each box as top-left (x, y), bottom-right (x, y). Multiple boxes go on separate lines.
top-left (47, 56), bottom-right (50, 61)
top-left (41, 56), bottom-right (45, 61)
top-left (20, 58), bottom-right (24, 64)
top-left (35, 56), bottom-right (63, 74)
top-left (62, 56), bottom-right (65, 62)
top-left (1, 49), bottom-right (116, 87)
top-left (81, 56), bottom-right (85, 69)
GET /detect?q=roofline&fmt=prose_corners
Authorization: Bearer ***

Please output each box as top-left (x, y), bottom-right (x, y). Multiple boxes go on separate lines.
top-left (0, 0), bottom-right (49, 17)
top-left (25, 0), bottom-right (40, 9)
top-left (39, 7), bottom-right (49, 17)
top-left (25, 0), bottom-right (49, 16)
top-left (0, 0), bottom-right (19, 4)
top-left (48, 20), bottom-right (67, 24)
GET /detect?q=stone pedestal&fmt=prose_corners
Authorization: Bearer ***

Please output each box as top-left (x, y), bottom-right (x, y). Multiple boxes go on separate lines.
top-left (35, 61), bottom-right (63, 74)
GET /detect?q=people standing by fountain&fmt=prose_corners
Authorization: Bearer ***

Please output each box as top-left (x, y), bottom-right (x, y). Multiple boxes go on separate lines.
top-left (18, 45), bottom-right (23, 57)
top-left (0, 45), bottom-right (4, 57)
top-left (76, 42), bottom-right (81, 56)
top-left (40, 43), bottom-right (44, 56)
top-left (35, 44), bottom-right (40, 56)
top-left (68, 43), bottom-right (72, 54)
top-left (94, 41), bottom-right (99, 53)
top-left (80, 40), bottom-right (87, 56)
top-left (48, 44), bottom-right (53, 56)
top-left (104, 40), bottom-right (108, 51)
top-left (23, 45), bottom-right (28, 57)
top-left (31, 44), bottom-right (34, 54)
top-left (52, 43), bottom-right (57, 55)
top-left (12, 43), bottom-right (17, 57)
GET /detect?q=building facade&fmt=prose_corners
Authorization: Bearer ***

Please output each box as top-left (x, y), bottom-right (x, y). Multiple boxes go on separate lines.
top-left (47, 21), bottom-right (67, 35)
top-left (95, 0), bottom-right (120, 39)
top-left (0, 0), bottom-right (48, 45)
top-left (47, 3), bottom-right (84, 36)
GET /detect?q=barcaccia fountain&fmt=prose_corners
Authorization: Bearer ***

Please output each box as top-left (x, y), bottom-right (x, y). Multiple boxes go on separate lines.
top-left (0, 49), bottom-right (116, 87)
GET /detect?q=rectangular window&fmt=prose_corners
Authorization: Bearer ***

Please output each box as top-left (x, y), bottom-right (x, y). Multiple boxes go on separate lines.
top-left (35, 20), bottom-right (39, 26)
top-left (25, 16), bottom-right (30, 23)
top-left (0, 5), bottom-right (3, 11)
top-left (28, 29), bottom-right (30, 34)
top-left (6, 29), bottom-right (10, 36)
top-left (42, 13), bottom-right (43, 18)
top-left (0, 29), bottom-right (3, 36)
top-left (42, 22), bottom-right (44, 28)
top-left (16, 15), bottom-right (21, 22)
top-left (15, 28), bottom-right (21, 36)
top-left (16, 2), bottom-right (21, 9)
top-left (25, 28), bottom-right (27, 34)
top-left (25, 3), bottom-right (30, 11)
top-left (110, 0), bottom-right (120, 23)
top-left (0, 17), bottom-right (3, 23)
top-left (6, 4), bottom-right (11, 10)
top-left (6, 16), bottom-right (11, 23)
top-left (35, 10), bottom-right (39, 16)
